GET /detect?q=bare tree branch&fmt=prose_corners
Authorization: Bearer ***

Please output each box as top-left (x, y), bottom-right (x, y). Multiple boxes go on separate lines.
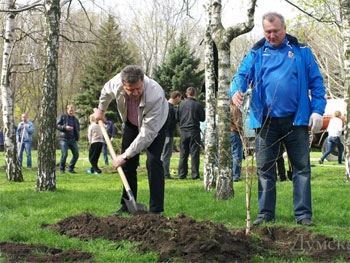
top-left (1, 0), bottom-right (43, 13)
top-left (284, 0), bottom-right (340, 26)
top-left (59, 33), bottom-right (96, 44)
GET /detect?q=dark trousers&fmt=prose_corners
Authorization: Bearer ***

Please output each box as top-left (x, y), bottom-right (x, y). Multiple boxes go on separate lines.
top-left (121, 121), bottom-right (166, 213)
top-left (178, 130), bottom-right (201, 179)
top-left (89, 142), bottom-right (103, 173)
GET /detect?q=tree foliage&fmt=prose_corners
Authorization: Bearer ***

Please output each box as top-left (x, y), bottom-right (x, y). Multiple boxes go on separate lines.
top-left (153, 33), bottom-right (204, 98)
top-left (74, 15), bottom-right (136, 128)
top-left (287, 0), bottom-right (344, 98)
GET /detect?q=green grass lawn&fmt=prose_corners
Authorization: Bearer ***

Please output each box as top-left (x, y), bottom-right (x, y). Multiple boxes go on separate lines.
top-left (0, 149), bottom-right (349, 262)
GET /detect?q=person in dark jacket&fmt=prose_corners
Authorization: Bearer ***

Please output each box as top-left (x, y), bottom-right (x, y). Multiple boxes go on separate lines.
top-left (57, 104), bottom-right (80, 174)
top-left (162, 90), bottom-right (181, 179)
top-left (178, 87), bottom-right (205, 180)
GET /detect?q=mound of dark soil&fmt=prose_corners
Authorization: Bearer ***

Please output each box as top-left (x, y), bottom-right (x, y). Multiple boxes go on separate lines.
top-left (1, 212), bottom-right (350, 262)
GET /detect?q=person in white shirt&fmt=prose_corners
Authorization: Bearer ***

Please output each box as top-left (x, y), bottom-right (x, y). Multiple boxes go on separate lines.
top-left (86, 114), bottom-right (104, 174)
top-left (319, 110), bottom-right (344, 164)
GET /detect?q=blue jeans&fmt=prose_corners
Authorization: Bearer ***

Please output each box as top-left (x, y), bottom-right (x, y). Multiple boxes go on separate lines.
top-left (162, 136), bottom-right (174, 177)
top-left (59, 138), bottom-right (79, 172)
top-left (255, 116), bottom-right (312, 222)
top-left (18, 141), bottom-right (32, 168)
top-left (230, 132), bottom-right (243, 180)
top-left (320, 136), bottom-right (343, 164)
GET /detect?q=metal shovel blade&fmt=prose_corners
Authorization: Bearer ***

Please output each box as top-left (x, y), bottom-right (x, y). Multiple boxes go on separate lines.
top-left (124, 190), bottom-right (148, 215)
top-left (98, 120), bottom-right (148, 215)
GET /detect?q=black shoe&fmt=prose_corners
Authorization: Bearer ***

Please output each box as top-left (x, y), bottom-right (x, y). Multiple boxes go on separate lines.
top-left (69, 170), bottom-right (77, 174)
top-left (319, 159), bottom-right (323, 164)
top-left (192, 177), bottom-right (201, 180)
top-left (297, 218), bottom-right (314, 226)
top-left (165, 175), bottom-right (174, 179)
top-left (253, 217), bottom-right (274, 226)
top-left (113, 206), bottom-right (129, 216)
top-left (233, 177), bottom-right (241, 182)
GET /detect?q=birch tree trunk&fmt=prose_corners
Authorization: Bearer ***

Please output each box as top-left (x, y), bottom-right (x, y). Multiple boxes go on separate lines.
top-left (209, 0), bottom-right (256, 200)
top-left (341, 0), bottom-right (350, 182)
top-left (1, 0), bottom-right (23, 182)
top-left (36, 0), bottom-right (60, 191)
top-left (203, 3), bottom-right (218, 191)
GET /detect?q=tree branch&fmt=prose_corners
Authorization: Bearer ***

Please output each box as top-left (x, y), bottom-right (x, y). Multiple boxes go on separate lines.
top-left (0, 0), bottom-right (43, 13)
top-left (59, 34), bottom-right (96, 44)
top-left (284, 0), bottom-right (340, 26)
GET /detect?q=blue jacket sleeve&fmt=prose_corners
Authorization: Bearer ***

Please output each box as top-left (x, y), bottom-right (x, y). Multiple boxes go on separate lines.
top-left (229, 50), bottom-right (255, 98)
top-left (27, 122), bottom-right (35, 135)
top-left (306, 49), bottom-right (326, 115)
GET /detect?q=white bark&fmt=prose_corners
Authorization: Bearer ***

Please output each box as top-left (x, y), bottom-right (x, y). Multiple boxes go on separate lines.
top-left (207, 0), bottom-right (256, 234)
top-left (341, 0), bottom-right (350, 182)
top-left (0, 0), bottom-right (23, 181)
top-left (209, 0), bottom-right (256, 200)
top-left (203, 2), bottom-right (218, 191)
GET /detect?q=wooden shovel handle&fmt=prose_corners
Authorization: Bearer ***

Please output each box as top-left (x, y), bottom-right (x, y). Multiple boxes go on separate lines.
top-left (98, 120), bottom-right (131, 192)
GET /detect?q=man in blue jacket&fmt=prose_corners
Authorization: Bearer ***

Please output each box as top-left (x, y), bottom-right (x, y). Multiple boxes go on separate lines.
top-left (230, 12), bottom-right (326, 226)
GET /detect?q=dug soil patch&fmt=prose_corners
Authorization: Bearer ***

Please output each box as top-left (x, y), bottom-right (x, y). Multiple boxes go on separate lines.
top-left (1, 212), bottom-right (350, 262)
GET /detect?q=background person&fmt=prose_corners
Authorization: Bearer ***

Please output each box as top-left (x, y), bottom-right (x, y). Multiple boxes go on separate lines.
top-left (162, 90), bottom-right (182, 179)
top-left (86, 114), bottom-right (103, 174)
top-left (16, 113), bottom-right (35, 168)
top-left (102, 119), bottom-right (116, 165)
top-left (94, 65), bottom-right (168, 216)
top-left (319, 110), bottom-right (344, 165)
top-left (230, 101), bottom-right (243, 182)
top-left (57, 105), bottom-right (80, 174)
top-left (230, 12), bottom-right (326, 226)
top-left (177, 87), bottom-right (205, 180)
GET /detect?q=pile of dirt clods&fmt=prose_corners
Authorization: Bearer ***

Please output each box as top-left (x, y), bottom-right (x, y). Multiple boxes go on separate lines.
top-left (1, 212), bottom-right (350, 262)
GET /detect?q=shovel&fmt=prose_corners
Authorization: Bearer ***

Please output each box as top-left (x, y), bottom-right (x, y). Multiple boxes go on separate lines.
top-left (98, 120), bottom-right (147, 215)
